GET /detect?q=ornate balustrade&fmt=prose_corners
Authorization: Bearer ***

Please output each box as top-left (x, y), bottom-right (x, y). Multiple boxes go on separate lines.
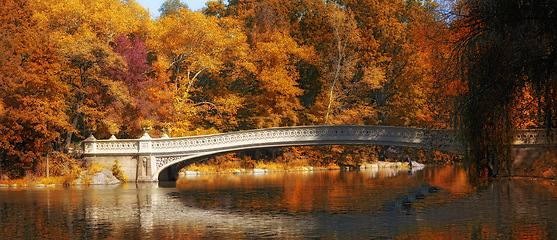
top-left (513, 129), bottom-right (557, 146)
top-left (82, 125), bottom-right (465, 157)
top-left (82, 126), bottom-right (557, 158)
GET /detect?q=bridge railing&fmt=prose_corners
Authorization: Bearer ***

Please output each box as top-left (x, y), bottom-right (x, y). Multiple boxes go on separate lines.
top-left (82, 126), bottom-right (557, 157)
top-left (513, 129), bottom-right (557, 146)
top-left (149, 125), bottom-right (449, 152)
top-left (82, 125), bottom-right (467, 156)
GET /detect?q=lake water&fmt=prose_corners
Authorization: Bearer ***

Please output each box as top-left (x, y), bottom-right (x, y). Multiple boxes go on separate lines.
top-left (2, 165), bottom-right (557, 239)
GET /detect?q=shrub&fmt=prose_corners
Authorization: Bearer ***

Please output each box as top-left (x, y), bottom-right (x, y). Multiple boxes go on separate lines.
top-left (111, 160), bottom-right (128, 182)
top-left (87, 162), bottom-right (107, 175)
top-left (254, 161), bottom-right (285, 171)
top-left (240, 156), bottom-right (255, 169)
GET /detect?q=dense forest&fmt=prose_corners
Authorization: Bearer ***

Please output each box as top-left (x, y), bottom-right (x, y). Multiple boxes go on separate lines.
top-left (0, 0), bottom-right (555, 179)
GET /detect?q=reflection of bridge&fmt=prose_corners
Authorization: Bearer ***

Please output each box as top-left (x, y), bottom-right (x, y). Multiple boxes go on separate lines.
top-left (81, 125), bottom-right (555, 181)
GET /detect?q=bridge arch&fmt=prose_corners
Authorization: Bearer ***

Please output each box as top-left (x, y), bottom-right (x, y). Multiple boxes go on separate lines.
top-left (146, 125), bottom-right (462, 180)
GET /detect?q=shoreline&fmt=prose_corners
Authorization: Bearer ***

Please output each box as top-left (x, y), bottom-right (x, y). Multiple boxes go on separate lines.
top-left (179, 160), bottom-right (421, 177)
top-left (1, 161), bottom-right (424, 188)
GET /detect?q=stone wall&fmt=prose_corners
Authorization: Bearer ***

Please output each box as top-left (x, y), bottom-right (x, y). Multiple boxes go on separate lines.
top-left (83, 155), bottom-right (139, 182)
top-left (512, 146), bottom-right (557, 176)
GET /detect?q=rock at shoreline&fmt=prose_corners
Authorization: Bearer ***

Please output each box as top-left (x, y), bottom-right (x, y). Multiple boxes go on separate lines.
top-left (253, 169), bottom-right (266, 174)
top-left (91, 169), bottom-right (120, 185)
top-left (74, 168), bottom-right (120, 185)
top-left (411, 161), bottom-right (425, 168)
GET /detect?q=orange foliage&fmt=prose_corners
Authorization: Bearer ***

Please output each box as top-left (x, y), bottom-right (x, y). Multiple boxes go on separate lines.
top-left (0, 0), bottom-right (71, 177)
top-left (513, 83), bottom-right (541, 129)
top-left (410, 8), bottom-right (468, 128)
top-left (1, 0), bottom-right (482, 177)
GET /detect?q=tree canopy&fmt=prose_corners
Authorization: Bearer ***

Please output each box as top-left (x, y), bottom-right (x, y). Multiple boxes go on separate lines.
top-left (1, 0), bottom-right (553, 178)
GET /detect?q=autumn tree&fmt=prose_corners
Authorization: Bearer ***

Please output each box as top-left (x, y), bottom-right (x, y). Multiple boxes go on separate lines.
top-left (338, 0), bottom-right (437, 127)
top-left (320, 3), bottom-right (388, 125)
top-left (159, 0), bottom-right (189, 17)
top-left (0, 0), bottom-right (70, 177)
top-left (31, 0), bottom-right (153, 143)
top-left (203, 0), bottom-right (226, 17)
top-left (323, 4), bottom-right (360, 124)
top-left (58, 32), bottom-right (128, 147)
top-left (151, 7), bottom-right (254, 135)
top-left (411, 11), bottom-right (466, 128)
top-left (191, 16), bottom-right (253, 132)
top-left (227, 0), bottom-right (315, 128)
top-left (451, 0), bottom-right (557, 176)
top-left (368, 0), bottom-right (463, 130)
top-left (108, 34), bottom-right (174, 138)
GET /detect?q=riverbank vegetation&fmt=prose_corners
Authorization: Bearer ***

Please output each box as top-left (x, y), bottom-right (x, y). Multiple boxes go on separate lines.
top-left (0, 0), bottom-right (555, 180)
top-left (0, 161), bottom-right (126, 186)
top-left (184, 152), bottom-right (339, 174)
top-left (183, 146), bottom-right (458, 174)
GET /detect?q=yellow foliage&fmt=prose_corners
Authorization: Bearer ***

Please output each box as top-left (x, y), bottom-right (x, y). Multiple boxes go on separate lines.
top-left (31, 0), bottom-right (151, 42)
top-left (87, 163), bottom-right (107, 175)
top-left (111, 160), bottom-right (128, 182)
top-left (186, 163), bottom-right (217, 173)
top-left (254, 161), bottom-right (285, 171)
top-left (38, 177), bottom-right (66, 185)
top-left (249, 31), bottom-right (314, 127)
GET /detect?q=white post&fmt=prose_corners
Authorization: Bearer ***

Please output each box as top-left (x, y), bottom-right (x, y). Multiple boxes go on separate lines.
top-left (46, 152), bottom-right (49, 178)
top-left (82, 135), bottom-right (97, 154)
top-left (138, 132), bottom-right (156, 181)
top-left (139, 132), bottom-right (152, 153)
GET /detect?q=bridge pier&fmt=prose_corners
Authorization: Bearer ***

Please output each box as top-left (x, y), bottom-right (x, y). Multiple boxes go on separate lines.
top-left (81, 155), bottom-right (157, 182)
top-left (136, 134), bottom-right (157, 181)
top-left (137, 155), bottom-right (157, 182)
top-left (512, 146), bottom-right (557, 173)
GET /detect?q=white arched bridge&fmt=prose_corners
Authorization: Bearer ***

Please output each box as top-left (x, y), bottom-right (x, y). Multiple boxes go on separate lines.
top-left (81, 125), bottom-right (554, 181)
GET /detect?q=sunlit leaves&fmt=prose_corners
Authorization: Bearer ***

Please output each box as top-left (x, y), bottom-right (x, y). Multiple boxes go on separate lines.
top-left (203, 0), bottom-right (227, 17)
top-left (0, 0), bottom-right (462, 176)
top-left (31, 0), bottom-right (151, 41)
top-left (323, 3), bottom-right (362, 125)
top-left (0, 0), bottom-right (70, 177)
top-left (243, 16), bottom-right (313, 127)
top-left (151, 8), bottom-right (246, 134)
top-left (340, 0), bottom-right (434, 127)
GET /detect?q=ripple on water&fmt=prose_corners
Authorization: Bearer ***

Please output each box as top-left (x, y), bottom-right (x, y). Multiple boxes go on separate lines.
top-left (3, 167), bottom-right (557, 238)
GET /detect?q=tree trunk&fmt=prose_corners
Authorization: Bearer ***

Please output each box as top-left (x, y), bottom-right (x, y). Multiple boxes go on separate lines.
top-left (64, 67), bottom-right (87, 153)
top-left (325, 18), bottom-right (345, 125)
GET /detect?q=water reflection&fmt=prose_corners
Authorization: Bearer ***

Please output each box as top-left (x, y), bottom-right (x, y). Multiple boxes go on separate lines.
top-left (394, 178), bottom-right (557, 240)
top-left (177, 168), bottom-right (422, 214)
top-left (2, 166), bottom-right (557, 239)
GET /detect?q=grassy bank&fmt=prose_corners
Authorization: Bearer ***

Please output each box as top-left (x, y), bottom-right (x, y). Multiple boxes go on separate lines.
top-left (0, 176), bottom-right (69, 187)
top-left (0, 161), bottom-right (127, 187)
